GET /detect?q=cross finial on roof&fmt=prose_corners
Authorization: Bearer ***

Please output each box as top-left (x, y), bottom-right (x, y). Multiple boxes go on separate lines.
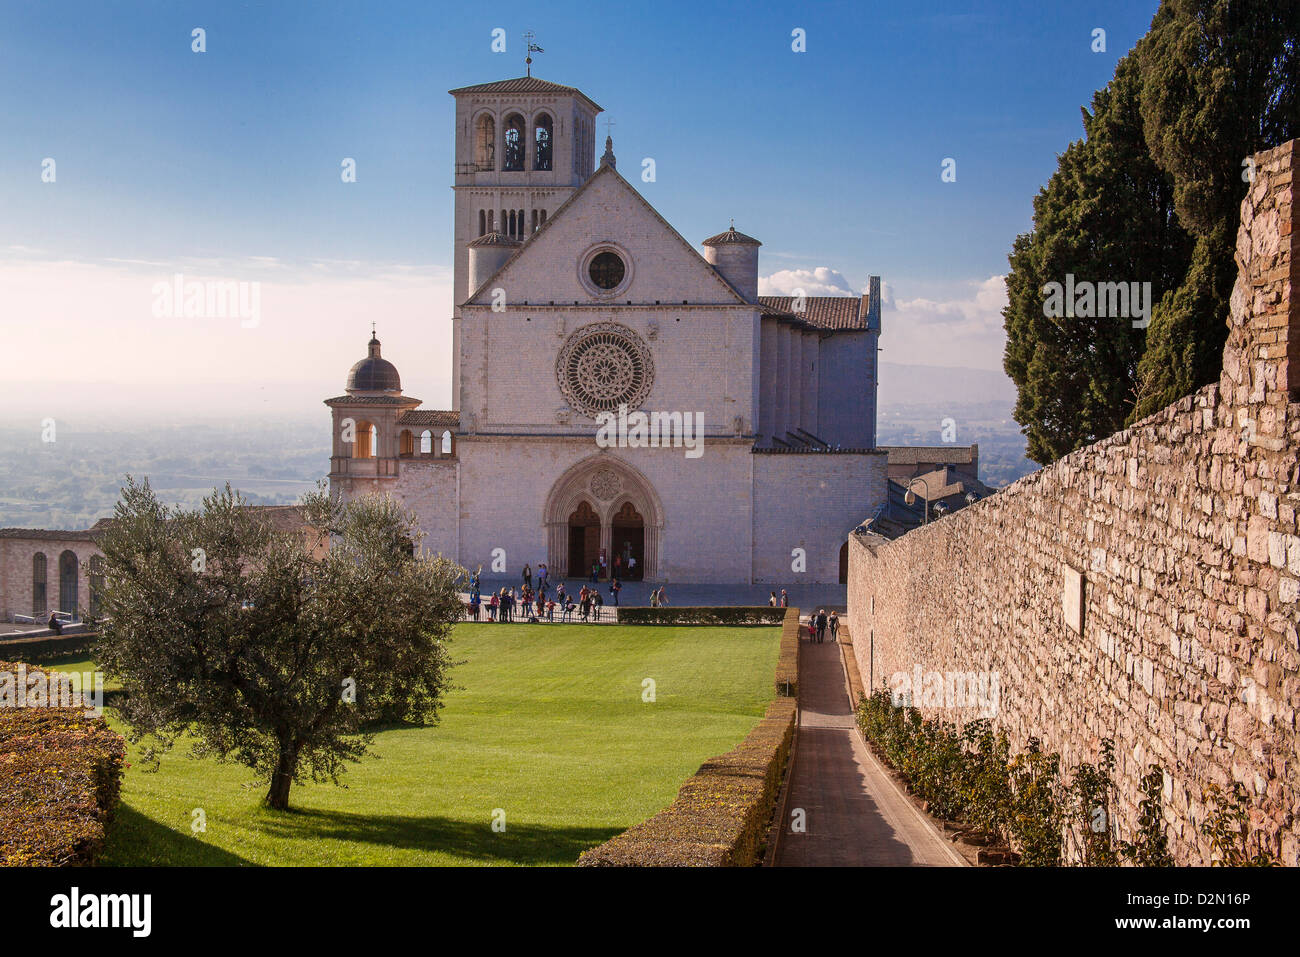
top-left (371, 320), bottom-right (376, 338)
top-left (730, 217), bottom-right (735, 230)
top-left (523, 31), bottom-right (544, 77)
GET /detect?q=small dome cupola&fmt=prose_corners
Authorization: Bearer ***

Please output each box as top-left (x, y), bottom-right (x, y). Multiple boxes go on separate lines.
top-left (346, 329), bottom-right (402, 393)
top-left (467, 231), bottom-right (523, 296)
top-left (702, 221), bottom-right (762, 301)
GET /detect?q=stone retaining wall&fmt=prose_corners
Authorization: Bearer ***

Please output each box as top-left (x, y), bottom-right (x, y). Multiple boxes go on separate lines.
top-left (848, 140), bottom-right (1300, 865)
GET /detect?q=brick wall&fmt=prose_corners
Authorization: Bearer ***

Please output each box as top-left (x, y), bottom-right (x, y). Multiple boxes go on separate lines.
top-left (847, 139), bottom-right (1300, 865)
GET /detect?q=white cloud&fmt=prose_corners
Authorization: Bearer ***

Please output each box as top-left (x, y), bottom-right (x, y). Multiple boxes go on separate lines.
top-left (880, 275), bottom-right (1008, 371)
top-left (758, 267), bottom-right (857, 298)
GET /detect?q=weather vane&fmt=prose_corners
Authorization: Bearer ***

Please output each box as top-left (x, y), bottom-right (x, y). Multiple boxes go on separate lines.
top-left (523, 31), bottom-right (543, 77)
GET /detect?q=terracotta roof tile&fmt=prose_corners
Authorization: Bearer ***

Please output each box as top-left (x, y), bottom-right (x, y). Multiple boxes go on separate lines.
top-left (448, 76), bottom-right (602, 112)
top-left (757, 295), bottom-right (866, 331)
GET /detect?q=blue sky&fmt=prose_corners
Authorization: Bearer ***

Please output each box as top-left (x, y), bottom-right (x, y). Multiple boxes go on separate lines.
top-left (0, 0), bottom-right (1161, 417)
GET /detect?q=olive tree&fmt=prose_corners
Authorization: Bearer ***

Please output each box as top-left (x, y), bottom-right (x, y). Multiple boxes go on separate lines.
top-left (96, 479), bottom-right (464, 810)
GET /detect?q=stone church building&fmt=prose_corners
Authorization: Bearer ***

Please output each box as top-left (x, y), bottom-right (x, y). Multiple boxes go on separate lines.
top-left (326, 75), bottom-right (888, 584)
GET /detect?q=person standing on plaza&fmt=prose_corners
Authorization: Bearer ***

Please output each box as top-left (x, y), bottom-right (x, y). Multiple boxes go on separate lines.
top-left (829, 610), bottom-right (839, 642)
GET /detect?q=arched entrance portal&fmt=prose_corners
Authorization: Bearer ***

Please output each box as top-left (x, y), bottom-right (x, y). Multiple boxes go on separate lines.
top-left (612, 502), bottom-right (645, 580)
top-left (568, 501), bottom-right (601, 581)
top-left (544, 456), bottom-right (665, 580)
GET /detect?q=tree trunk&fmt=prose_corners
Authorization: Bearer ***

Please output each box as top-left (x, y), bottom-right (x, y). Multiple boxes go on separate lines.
top-left (265, 746), bottom-right (297, 810)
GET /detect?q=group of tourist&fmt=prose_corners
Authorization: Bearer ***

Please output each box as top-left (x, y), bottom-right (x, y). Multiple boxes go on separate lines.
top-left (767, 590), bottom-right (790, 608)
top-left (808, 608), bottom-right (838, 643)
top-left (466, 568), bottom-right (616, 623)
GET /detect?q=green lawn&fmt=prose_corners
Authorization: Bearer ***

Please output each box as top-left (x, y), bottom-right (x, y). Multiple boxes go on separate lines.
top-left (54, 623), bottom-right (779, 866)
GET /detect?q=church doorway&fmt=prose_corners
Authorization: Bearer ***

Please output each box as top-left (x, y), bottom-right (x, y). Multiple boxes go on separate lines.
top-left (611, 501), bottom-right (645, 580)
top-left (567, 501), bottom-right (601, 578)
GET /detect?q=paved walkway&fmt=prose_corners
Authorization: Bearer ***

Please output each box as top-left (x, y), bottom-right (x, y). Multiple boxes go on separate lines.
top-left (774, 627), bottom-right (966, 867)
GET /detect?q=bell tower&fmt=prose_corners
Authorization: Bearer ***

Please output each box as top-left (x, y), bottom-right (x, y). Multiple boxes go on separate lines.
top-left (448, 75), bottom-right (603, 306)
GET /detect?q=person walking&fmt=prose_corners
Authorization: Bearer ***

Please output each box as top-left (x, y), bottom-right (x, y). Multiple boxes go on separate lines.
top-left (815, 609), bottom-right (828, 643)
top-left (593, 590), bottom-right (604, 621)
top-left (657, 586), bottom-right (668, 607)
top-left (523, 563), bottom-right (532, 590)
top-left (610, 577), bottom-right (621, 607)
top-left (489, 592), bottom-right (499, 622)
top-left (779, 589), bottom-right (788, 608)
top-left (650, 587), bottom-right (660, 608)
top-left (829, 610), bottom-right (839, 642)
top-left (768, 591), bottom-right (778, 607)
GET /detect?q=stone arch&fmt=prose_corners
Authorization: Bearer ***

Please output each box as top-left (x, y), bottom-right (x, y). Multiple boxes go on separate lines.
top-left (474, 112), bottom-right (496, 169)
top-left (533, 111), bottom-right (553, 170)
top-left (58, 549), bottom-right (78, 617)
top-left (543, 455), bottom-right (664, 579)
top-left (503, 113), bottom-right (525, 171)
top-left (399, 429), bottom-right (415, 456)
top-left (32, 552), bottom-right (47, 617)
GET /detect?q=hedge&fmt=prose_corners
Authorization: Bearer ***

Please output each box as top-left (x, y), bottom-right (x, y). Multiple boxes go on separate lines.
top-left (0, 661), bottom-right (126, 866)
top-left (577, 696), bottom-right (797, 866)
top-left (615, 606), bottom-right (786, 626)
top-left (774, 607), bottom-right (799, 697)
top-left (0, 633), bottom-right (95, 664)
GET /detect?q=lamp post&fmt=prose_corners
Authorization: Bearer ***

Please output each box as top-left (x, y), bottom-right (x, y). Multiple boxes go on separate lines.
top-left (904, 477), bottom-right (931, 525)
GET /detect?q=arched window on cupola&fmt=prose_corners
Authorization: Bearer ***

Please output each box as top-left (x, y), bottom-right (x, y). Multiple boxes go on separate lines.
top-left (354, 421), bottom-right (377, 459)
top-left (503, 113), bottom-right (525, 171)
top-left (474, 113), bottom-right (496, 170)
top-left (533, 113), bottom-right (553, 170)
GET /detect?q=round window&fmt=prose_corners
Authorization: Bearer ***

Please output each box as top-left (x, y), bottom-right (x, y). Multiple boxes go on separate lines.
top-left (556, 323), bottom-right (654, 417)
top-left (587, 251), bottom-right (626, 290)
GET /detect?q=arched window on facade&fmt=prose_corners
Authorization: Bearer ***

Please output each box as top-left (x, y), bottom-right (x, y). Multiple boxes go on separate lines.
top-left (441, 430), bottom-right (453, 455)
top-left (353, 421), bottom-right (377, 459)
top-left (474, 113), bottom-right (496, 170)
top-left (533, 113), bottom-right (553, 170)
top-left (478, 209), bottom-right (486, 236)
top-left (540, 209), bottom-right (547, 225)
top-left (89, 555), bottom-right (104, 618)
top-left (399, 430), bottom-right (414, 456)
top-left (508, 210), bottom-right (516, 237)
top-left (487, 209), bottom-right (495, 232)
top-left (531, 209), bottom-right (538, 233)
top-left (420, 430), bottom-right (432, 454)
top-left (32, 552), bottom-right (47, 617)
top-left (59, 550), bottom-right (78, 618)
top-left (503, 113), bottom-right (525, 171)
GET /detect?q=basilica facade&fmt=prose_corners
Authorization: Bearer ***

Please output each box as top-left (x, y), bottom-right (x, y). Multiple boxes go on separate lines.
top-left (326, 75), bottom-right (887, 584)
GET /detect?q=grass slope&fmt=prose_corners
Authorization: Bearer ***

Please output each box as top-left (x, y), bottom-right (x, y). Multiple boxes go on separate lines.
top-left (62, 622), bottom-right (778, 866)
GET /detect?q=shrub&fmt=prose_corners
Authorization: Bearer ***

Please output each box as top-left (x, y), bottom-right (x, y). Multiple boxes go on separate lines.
top-left (0, 661), bottom-right (127, 866)
top-left (1200, 782), bottom-right (1281, 867)
top-left (577, 697), bottom-right (796, 866)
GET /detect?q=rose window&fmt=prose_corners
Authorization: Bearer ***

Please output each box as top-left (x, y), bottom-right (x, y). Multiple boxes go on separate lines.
top-left (557, 323), bottom-right (654, 417)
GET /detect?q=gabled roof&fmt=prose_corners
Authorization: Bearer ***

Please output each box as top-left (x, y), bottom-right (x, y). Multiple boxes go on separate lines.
top-left (448, 76), bottom-right (602, 113)
top-left (463, 161), bottom-right (750, 308)
top-left (757, 295), bottom-right (869, 331)
top-left (398, 410), bottom-right (460, 429)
